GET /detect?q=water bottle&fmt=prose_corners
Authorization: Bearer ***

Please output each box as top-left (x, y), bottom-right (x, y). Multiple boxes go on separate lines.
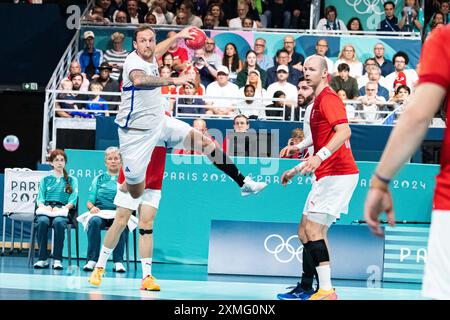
top-left (406, 6), bottom-right (413, 30)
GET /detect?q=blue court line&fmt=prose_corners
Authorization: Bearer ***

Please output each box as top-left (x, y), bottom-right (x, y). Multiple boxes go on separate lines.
top-left (0, 273), bottom-right (425, 300)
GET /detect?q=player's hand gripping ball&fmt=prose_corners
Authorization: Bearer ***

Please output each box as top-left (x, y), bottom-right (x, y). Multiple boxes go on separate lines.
top-left (185, 27), bottom-right (207, 50)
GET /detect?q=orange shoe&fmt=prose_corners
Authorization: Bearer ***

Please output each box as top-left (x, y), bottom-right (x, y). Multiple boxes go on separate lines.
top-left (88, 267), bottom-right (105, 286)
top-left (141, 275), bottom-right (160, 291)
top-left (308, 288), bottom-right (338, 300)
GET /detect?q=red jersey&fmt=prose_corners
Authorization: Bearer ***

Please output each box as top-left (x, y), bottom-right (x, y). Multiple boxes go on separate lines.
top-left (168, 47), bottom-right (189, 63)
top-left (310, 86), bottom-right (359, 180)
top-left (118, 146), bottom-right (167, 190)
top-left (418, 25), bottom-right (450, 210)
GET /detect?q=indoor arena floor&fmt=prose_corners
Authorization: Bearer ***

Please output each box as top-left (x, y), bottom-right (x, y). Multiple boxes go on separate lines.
top-left (0, 256), bottom-right (424, 300)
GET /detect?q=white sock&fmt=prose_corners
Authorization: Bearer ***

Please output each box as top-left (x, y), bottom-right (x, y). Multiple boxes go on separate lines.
top-left (141, 258), bottom-right (153, 278)
top-left (96, 246), bottom-right (113, 269)
top-left (316, 265), bottom-right (333, 291)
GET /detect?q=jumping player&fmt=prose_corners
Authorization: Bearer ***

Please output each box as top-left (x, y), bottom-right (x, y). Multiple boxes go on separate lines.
top-left (364, 25), bottom-right (450, 300)
top-left (280, 56), bottom-right (359, 300)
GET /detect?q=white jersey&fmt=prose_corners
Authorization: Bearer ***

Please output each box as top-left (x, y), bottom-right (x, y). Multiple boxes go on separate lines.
top-left (115, 51), bottom-right (165, 130)
top-left (303, 102), bottom-right (314, 156)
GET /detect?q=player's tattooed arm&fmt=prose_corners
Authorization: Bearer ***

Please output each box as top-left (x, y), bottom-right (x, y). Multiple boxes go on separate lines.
top-left (130, 70), bottom-right (195, 88)
top-left (129, 70), bottom-right (173, 87)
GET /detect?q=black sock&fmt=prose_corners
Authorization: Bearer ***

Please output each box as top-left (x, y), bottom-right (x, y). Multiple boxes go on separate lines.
top-left (207, 149), bottom-right (245, 187)
top-left (300, 242), bottom-right (316, 291)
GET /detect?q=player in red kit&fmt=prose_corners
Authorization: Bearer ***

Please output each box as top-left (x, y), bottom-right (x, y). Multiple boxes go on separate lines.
top-left (364, 25), bottom-right (450, 300)
top-left (280, 56), bottom-right (359, 300)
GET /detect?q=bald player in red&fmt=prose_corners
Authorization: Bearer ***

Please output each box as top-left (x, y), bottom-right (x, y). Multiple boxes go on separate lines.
top-left (281, 55), bottom-right (359, 300)
top-left (364, 25), bottom-right (450, 300)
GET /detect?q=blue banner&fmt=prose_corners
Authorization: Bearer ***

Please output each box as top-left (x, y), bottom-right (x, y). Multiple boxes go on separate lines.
top-left (209, 220), bottom-right (385, 280)
top-left (65, 150), bottom-right (438, 265)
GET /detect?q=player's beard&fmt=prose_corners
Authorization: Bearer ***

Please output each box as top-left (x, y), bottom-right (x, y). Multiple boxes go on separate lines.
top-left (298, 94), bottom-right (313, 108)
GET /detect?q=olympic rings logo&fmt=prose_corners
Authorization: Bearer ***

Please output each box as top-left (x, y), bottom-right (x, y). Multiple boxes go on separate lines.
top-left (264, 234), bottom-right (303, 263)
top-left (345, 0), bottom-right (398, 15)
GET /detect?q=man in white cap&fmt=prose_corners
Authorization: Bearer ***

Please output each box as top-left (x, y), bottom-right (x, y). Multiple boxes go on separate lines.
top-left (205, 66), bottom-right (241, 116)
top-left (266, 65), bottom-right (298, 108)
top-left (76, 30), bottom-right (104, 80)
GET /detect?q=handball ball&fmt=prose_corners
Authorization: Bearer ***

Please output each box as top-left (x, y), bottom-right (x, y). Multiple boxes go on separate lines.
top-left (3, 135), bottom-right (20, 152)
top-left (185, 27), bottom-right (207, 50)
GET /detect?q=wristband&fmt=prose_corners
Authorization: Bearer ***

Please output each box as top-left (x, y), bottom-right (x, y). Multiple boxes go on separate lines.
top-left (316, 147), bottom-right (331, 161)
top-left (375, 172), bottom-right (391, 184)
top-left (370, 175), bottom-right (389, 192)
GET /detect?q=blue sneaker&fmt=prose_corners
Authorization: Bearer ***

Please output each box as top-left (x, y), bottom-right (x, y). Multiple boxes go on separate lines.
top-left (277, 283), bottom-right (315, 300)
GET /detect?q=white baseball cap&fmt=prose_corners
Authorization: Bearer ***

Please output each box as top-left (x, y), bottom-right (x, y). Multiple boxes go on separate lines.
top-left (276, 65), bottom-right (289, 73)
top-left (83, 31), bottom-right (95, 39)
top-left (217, 65), bottom-right (229, 75)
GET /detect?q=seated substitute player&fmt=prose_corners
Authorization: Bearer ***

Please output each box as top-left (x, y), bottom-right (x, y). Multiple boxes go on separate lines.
top-left (279, 56), bottom-right (359, 300)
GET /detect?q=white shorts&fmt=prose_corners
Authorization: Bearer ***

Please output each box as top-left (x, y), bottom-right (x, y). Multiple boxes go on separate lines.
top-left (119, 115), bottom-right (192, 185)
top-left (422, 210), bottom-right (450, 300)
top-left (141, 189), bottom-right (162, 210)
top-left (303, 211), bottom-right (338, 227)
top-left (303, 173), bottom-right (359, 225)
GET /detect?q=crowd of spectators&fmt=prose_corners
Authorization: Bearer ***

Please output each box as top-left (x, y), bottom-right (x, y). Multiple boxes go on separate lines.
top-left (54, 1), bottom-right (449, 123)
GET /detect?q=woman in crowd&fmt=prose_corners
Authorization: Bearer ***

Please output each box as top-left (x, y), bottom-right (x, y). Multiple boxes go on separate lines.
top-left (221, 42), bottom-right (243, 84)
top-left (236, 50), bottom-right (267, 89)
top-left (334, 44), bottom-right (363, 79)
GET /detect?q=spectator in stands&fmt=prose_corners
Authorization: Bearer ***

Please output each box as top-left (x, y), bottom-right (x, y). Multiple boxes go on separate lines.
top-left (173, 10), bottom-right (189, 25)
top-left (178, 0), bottom-right (203, 27)
top-left (377, 1), bottom-right (400, 32)
top-left (304, 39), bottom-right (334, 73)
top-left (174, 118), bottom-right (216, 155)
top-left (357, 81), bottom-right (387, 122)
top-left (203, 37), bottom-right (222, 69)
top-left (242, 16), bottom-right (255, 28)
top-left (82, 147), bottom-right (127, 273)
top-left (166, 0), bottom-right (178, 15)
top-left (330, 63), bottom-right (359, 100)
top-left (66, 60), bottom-right (89, 91)
top-left (175, 82), bottom-right (205, 115)
top-left (334, 44), bottom-right (363, 79)
top-left (265, 90), bottom-right (287, 120)
top-left (228, 1), bottom-right (258, 28)
top-left (95, 62), bottom-right (120, 106)
top-left (236, 50), bottom-right (267, 88)
top-left (125, 0), bottom-right (145, 23)
top-left (316, 5), bottom-right (347, 31)
top-left (398, 0), bottom-right (424, 32)
top-left (336, 89), bottom-right (358, 122)
top-left (150, 0), bottom-right (175, 24)
top-left (160, 65), bottom-right (177, 113)
top-left (192, 47), bottom-right (217, 87)
top-left (358, 65), bottom-right (389, 101)
top-left (425, 11), bottom-right (445, 37)
top-left (280, 128), bottom-right (306, 159)
top-left (237, 84), bottom-right (265, 119)
top-left (76, 31), bottom-right (104, 81)
top-left (245, 69), bottom-right (267, 103)
top-left (262, 0), bottom-right (292, 29)
top-left (85, 4), bottom-right (111, 24)
top-left (163, 31), bottom-right (189, 72)
top-left (347, 17), bottom-right (363, 34)
top-left (202, 13), bottom-right (216, 29)
top-left (373, 43), bottom-right (395, 77)
top-left (114, 10), bottom-right (128, 23)
top-left (222, 43), bottom-right (243, 84)
top-left (33, 149), bottom-right (78, 270)
top-left (96, 0), bottom-right (117, 22)
top-left (161, 52), bottom-right (180, 77)
top-left (266, 65), bottom-right (298, 108)
top-left (103, 32), bottom-right (129, 82)
top-left (275, 35), bottom-right (304, 72)
top-left (56, 74), bottom-right (91, 118)
top-left (207, 2), bottom-right (228, 27)
top-left (440, 1), bottom-right (449, 23)
top-left (222, 114), bottom-right (252, 155)
top-left (205, 66), bottom-right (240, 116)
top-left (181, 64), bottom-right (206, 95)
top-left (254, 38), bottom-right (274, 72)
top-left (358, 58), bottom-right (380, 87)
top-left (388, 84), bottom-right (411, 113)
top-left (384, 51), bottom-right (418, 94)
top-left (145, 11), bottom-right (158, 24)
top-left (266, 49), bottom-right (302, 87)
top-left (86, 81), bottom-right (109, 117)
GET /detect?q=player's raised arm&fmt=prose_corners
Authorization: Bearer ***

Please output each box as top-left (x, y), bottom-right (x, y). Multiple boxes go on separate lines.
top-left (154, 27), bottom-right (194, 60)
top-left (129, 70), bottom-right (194, 88)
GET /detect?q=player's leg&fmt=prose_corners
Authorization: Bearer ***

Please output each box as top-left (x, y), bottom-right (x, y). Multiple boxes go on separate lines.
top-left (138, 189), bottom-right (162, 291)
top-left (163, 116), bottom-right (267, 196)
top-left (277, 214), bottom-right (316, 300)
top-left (112, 222), bottom-right (128, 273)
top-left (304, 214), bottom-right (337, 300)
top-left (84, 216), bottom-right (107, 271)
top-left (118, 126), bottom-right (160, 199)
